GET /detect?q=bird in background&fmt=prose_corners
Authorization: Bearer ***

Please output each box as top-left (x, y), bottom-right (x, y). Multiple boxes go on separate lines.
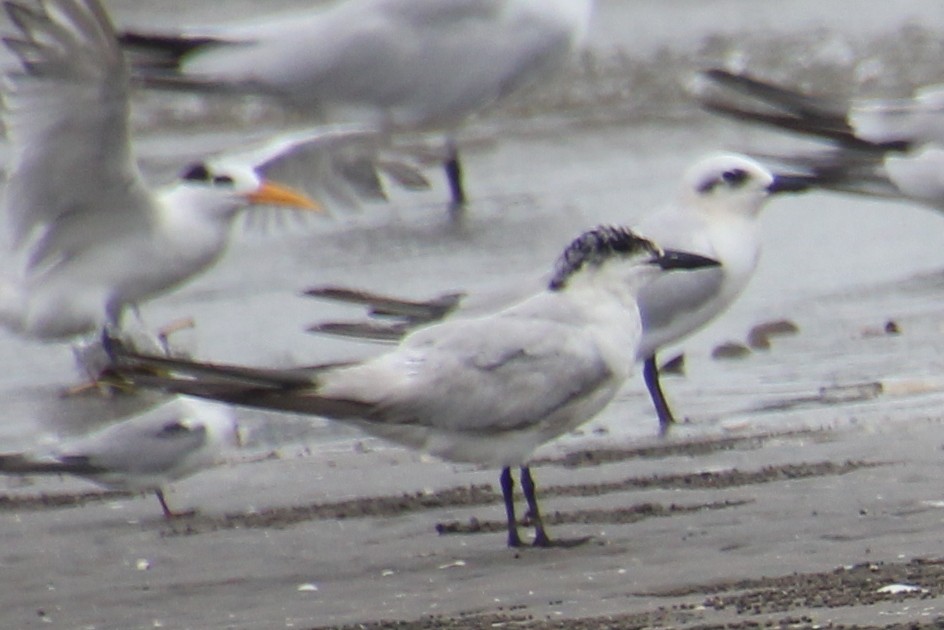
top-left (696, 68), bottom-right (944, 212)
top-left (103, 226), bottom-right (719, 547)
top-left (117, 0), bottom-right (596, 212)
top-left (0, 397), bottom-right (241, 519)
top-left (305, 153), bottom-right (811, 434)
top-left (0, 0), bottom-right (326, 350)
top-left (632, 153), bottom-right (810, 432)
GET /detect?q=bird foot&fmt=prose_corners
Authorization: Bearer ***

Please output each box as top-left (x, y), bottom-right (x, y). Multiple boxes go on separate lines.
top-left (156, 316), bottom-right (196, 355)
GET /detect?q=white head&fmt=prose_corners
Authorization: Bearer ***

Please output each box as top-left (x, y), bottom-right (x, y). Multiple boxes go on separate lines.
top-left (168, 160), bottom-right (323, 223)
top-left (680, 153), bottom-right (799, 218)
top-left (174, 399), bottom-right (243, 452)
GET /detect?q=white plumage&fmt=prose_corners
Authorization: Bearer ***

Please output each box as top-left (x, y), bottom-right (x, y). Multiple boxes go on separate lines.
top-left (0, 397), bottom-right (240, 518)
top-left (106, 226), bottom-right (719, 546)
top-left (0, 0), bottom-right (323, 342)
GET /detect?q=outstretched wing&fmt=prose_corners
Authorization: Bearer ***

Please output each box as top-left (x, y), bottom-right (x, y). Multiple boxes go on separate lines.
top-left (206, 124), bottom-right (431, 211)
top-left (1, 0), bottom-right (152, 271)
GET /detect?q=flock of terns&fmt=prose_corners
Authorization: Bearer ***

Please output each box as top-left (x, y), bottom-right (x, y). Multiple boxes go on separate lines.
top-left (0, 0), bottom-right (941, 548)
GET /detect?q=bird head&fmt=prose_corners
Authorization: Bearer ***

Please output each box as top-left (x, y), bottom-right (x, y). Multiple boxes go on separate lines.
top-left (176, 399), bottom-right (243, 452)
top-left (681, 153), bottom-right (807, 217)
top-left (549, 225), bottom-right (720, 292)
top-left (174, 160), bottom-right (323, 221)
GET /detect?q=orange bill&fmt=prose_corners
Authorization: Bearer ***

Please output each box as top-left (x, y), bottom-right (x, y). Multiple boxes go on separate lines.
top-left (248, 180), bottom-right (324, 213)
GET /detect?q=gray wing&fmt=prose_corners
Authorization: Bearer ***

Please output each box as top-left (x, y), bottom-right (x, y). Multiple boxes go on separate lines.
top-left (208, 124), bottom-right (431, 209)
top-left (57, 410), bottom-right (208, 476)
top-left (154, 0), bottom-right (580, 124)
top-left (636, 267), bottom-right (725, 332)
top-left (633, 205), bottom-right (726, 343)
top-left (2, 0), bottom-right (153, 271)
top-left (326, 302), bottom-right (616, 433)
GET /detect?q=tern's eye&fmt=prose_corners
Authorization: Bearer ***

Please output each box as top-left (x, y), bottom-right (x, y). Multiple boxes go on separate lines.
top-left (181, 163), bottom-right (211, 182)
top-left (212, 175), bottom-right (235, 186)
top-left (721, 168), bottom-right (749, 186)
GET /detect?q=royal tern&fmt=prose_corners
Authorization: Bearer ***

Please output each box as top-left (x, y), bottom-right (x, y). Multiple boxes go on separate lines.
top-left (104, 226), bottom-right (719, 547)
top-left (0, 397), bottom-right (240, 518)
top-left (0, 0), bottom-right (322, 343)
top-left (697, 68), bottom-right (944, 211)
top-left (119, 0), bottom-right (595, 210)
top-left (304, 154), bottom-right (810, 433)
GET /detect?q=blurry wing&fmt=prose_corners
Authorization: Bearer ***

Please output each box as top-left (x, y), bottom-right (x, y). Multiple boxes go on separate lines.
top-left (2, 0), bottom-right (152, 269)
top-left (123, 0), bottom-right (583, 121)
top-left (849, 85), bottom-right (944, 146)
top-left (696, 68), bottom-right (909, 152)
top-left (305, 285), bottom-right (464, 322)
top-left (751, 148), bottom-right (904, 200)
top-left (306, 320), bottom-right (411, 343)
top-left (58, 412), bottom-right (208, 475)
top-left (0, 452), bottom-right (106, 475)
top-left (208, 124), bottom-right (431, 210)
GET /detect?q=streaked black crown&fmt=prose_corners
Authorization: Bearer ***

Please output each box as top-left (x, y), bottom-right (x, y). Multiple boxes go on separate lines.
top-left (549, 225), bottom-right (657, 290)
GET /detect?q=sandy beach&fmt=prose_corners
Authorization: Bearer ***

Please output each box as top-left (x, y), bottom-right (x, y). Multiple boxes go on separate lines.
top-left (6, 390), bottom-right (944, 629)
top-left (4, 1), bottom-right (944, 628)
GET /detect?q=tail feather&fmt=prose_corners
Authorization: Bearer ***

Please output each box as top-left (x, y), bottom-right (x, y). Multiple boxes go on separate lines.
top-left (698, 69), bottom-right (911, 153)
top-left (754, 150), bottom-right (902, 199)
top-left (701, 68), bottom-right (848, 122)
top-left (305, 285), bottom-right (464, 322)
top-left (118, 30), bottom-right (222, 70)
top-left (306, 320), bottom-right (410, 343)
top-left (0, 453), bottom-right (105, 476)
top-left (104, 341), bottom-right (374, 419)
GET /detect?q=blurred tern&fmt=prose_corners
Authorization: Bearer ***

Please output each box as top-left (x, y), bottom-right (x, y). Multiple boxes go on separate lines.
top-left (119, 0), bottom-right (595, 209)
top-left (633, 153), bottom-right (810, 432)
top-left (305, 154), bottom-right (810, 434)
top-left (697, 68), bottom-right (944, 211)
top-left (0, 398), bottom-right (240, 518)
top-left (104, 226), bottom-right (719, 547)
top-left (0, 0), bottom-right (323, 343)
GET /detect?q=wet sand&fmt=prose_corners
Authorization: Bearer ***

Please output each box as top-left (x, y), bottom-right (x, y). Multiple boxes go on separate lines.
top-left (5, 389), bottom-right (944, 629)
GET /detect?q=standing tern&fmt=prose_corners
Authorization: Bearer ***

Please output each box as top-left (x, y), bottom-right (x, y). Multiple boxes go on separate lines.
top-left (304, 154), bottom-right (810, 434)
top-left (104, 226), bottom-right (719, 547)
top-left (0, 0), bottom-right (323, 343)
top-left (697, 68), bottom-right (944, 211)
top-left (0, 398), bottom-right (240, 518)
top-left (633, 153), bottom-right (810, 432)
top-left (118, 0), bottom-right (595, 210)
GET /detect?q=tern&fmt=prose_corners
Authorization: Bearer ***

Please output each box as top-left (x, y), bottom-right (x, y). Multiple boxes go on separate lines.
top-left (0, 0), bottom-right (324, 343)
top-left (304, 154), bottom-right (811, 433)
top-left (118, 0), bottom-right (595, 210)
top-left (104, 226), bottom-right (719, 547)
top-left (697, 68), bottom-right (944, 211)
top-left (0, 397), bottom-right (240, 518)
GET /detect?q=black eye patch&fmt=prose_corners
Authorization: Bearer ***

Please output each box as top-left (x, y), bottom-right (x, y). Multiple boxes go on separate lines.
top-left (212, 175), bottom-right (235, 186)
top-left (721, 168), bottom-right (749, 186)
top-left (180, 163), bottom-right (210, 182)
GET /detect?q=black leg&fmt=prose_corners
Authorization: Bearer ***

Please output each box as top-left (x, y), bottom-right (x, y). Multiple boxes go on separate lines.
top-left (520, 466), bottom-right (551, 547)
top-left (155, 489), bottom-right (193, 519)
top-left (643, 354), bottom-right (676, 435)
top-left (500, 467), bottom-right (523, 547)
top-left (155, 489), bottom-right (175, 519)
top-left (444, 140), bottom-right (467, 211)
